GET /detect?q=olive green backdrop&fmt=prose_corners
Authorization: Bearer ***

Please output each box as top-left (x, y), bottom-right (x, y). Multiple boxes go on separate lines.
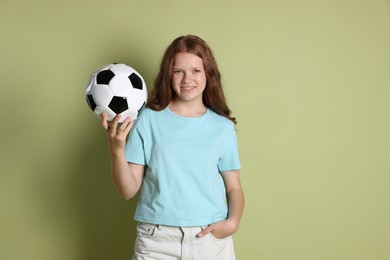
top-left (1, 0), bottom-right (389, 259)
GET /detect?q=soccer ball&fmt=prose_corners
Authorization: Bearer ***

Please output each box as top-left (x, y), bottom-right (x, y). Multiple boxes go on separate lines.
top-left (85, 63), bottom-right (147, 122)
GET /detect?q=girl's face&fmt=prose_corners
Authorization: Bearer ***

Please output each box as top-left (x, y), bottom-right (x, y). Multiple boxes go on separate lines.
top-left (171, 52), bottom-right (207, 105)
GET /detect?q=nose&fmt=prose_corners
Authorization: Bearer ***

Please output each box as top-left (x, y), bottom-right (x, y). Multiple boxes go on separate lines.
top-left (181, 72), bottom-right (192, 83)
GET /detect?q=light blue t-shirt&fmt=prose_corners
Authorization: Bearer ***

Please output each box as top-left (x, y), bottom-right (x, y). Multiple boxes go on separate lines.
top-left (125, 107), bottom-right (241, 227)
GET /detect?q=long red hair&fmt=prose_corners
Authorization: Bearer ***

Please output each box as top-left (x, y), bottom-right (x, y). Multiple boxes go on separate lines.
top-left (147, 35), bottom-right (237, 124)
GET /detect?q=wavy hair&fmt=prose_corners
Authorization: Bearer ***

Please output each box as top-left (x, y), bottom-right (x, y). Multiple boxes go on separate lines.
top-left (147, 35), bottom-right (237, 124)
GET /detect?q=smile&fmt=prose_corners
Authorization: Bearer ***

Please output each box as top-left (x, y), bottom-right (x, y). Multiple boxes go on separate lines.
top-left (181, 86), bottom-right (195, 91)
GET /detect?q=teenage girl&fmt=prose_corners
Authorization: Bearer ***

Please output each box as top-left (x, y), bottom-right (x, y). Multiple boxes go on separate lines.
top-left (102, 35), bottom-right (244, 260)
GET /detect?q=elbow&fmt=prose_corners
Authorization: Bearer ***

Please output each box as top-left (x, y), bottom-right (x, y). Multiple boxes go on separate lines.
top-left (118, 189), bottom-right (137, 200)
top-left (121, 191), bottom-right (137, 200)
top-left (123, 195), bottom-right (134, 201)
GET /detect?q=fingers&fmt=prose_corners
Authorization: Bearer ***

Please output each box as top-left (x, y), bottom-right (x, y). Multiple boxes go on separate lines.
top-left (197, 225), bottom-right (214, 238)
top-left (102, 113), bottom-right (121, 131)
top-left (108, 114), bottom-right (122, 133)
top-left (101, 113), bottom-right (133, 135)
top-left (197, 220), bottom-right (237, 239)
top-left (101, 114), bottom-right (133, 152)
top-left (101, 113), bottom-right (108, 130)
top-left (119, 115), bottom-right (134, 135)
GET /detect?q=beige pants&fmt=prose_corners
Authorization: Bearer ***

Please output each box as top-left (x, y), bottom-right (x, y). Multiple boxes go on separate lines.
top-left (133, 222), bottom-right (236, 260)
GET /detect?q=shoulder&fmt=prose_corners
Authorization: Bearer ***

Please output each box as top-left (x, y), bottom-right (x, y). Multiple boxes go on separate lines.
top-left (133, 107), bottom-right (168, 127)
top-left (136, 107), bottom-right (163, 120)
top-left (207, 109), bottom-right (235, 129)
top-left (132, 107), bottom-right (154, 128)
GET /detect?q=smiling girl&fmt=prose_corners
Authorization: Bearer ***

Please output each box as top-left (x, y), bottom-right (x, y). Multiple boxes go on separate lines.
top-left (102, 35), bottom-right (244, 260)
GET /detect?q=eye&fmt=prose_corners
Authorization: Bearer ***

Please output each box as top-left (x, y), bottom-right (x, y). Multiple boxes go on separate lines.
top-left (193, 69), bottom-right (202, 73)
top-left (173, 69), bottom-right (183, 74)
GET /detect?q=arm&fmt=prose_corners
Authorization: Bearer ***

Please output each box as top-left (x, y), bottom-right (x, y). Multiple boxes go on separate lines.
top-left (102, 113), bottom-right (145, 200)
top-left (198, 170), bottom-right (245, 238)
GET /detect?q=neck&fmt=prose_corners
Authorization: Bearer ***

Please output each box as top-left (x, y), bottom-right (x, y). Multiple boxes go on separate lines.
top-left (168, 100), bottom-right (207, 118)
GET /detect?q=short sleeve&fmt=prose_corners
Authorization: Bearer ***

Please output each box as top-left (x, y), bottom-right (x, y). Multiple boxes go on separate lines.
top-left (125, 118), bottom-right (146, 165)
top-left (218, 123), bottom-right (241, 172)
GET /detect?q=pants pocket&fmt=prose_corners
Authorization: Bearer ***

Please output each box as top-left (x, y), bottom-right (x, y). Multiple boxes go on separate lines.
top-left (208, 231), bottom-right (227, 242)
top-left (136, 222), bottom-right (158, 237)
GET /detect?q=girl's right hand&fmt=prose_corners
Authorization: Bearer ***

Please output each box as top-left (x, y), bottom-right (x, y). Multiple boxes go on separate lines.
top-left (101, 113), bottom-right (134, 153)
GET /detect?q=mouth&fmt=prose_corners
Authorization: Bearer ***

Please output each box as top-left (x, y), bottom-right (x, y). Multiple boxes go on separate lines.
top-left (181, 86), bottom-right (195, 92)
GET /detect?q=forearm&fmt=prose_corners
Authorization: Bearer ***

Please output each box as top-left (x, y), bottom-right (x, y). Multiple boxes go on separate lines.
top-left (197, 185), bottom-right (245, 239)
top-left (102, 114), bottom-right (142, 200)
top-left (110, 151), bottom-right (140, 200)
top-left (226, 187), bottom-right (245, 229)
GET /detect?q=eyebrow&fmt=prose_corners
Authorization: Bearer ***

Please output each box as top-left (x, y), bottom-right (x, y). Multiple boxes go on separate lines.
top-left (173, 67), bottom-right (203, 70)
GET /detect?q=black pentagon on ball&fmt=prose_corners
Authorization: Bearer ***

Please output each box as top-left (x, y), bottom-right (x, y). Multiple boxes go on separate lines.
top-left (129, 73), bottom-right (143, 90)
top-left (86, 94), bottom-right (97, 111)
top-left (109, 96), bottom-right (128, 114)
top-left (96, 70), bottom-right (115, 85)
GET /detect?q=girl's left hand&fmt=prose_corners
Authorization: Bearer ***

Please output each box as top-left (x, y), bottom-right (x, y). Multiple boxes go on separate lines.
top-left (197, 219), bottom-right (239, 239)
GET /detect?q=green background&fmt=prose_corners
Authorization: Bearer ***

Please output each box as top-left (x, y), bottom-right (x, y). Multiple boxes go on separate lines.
top-left (1, 0), bottom-right (389, 259)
